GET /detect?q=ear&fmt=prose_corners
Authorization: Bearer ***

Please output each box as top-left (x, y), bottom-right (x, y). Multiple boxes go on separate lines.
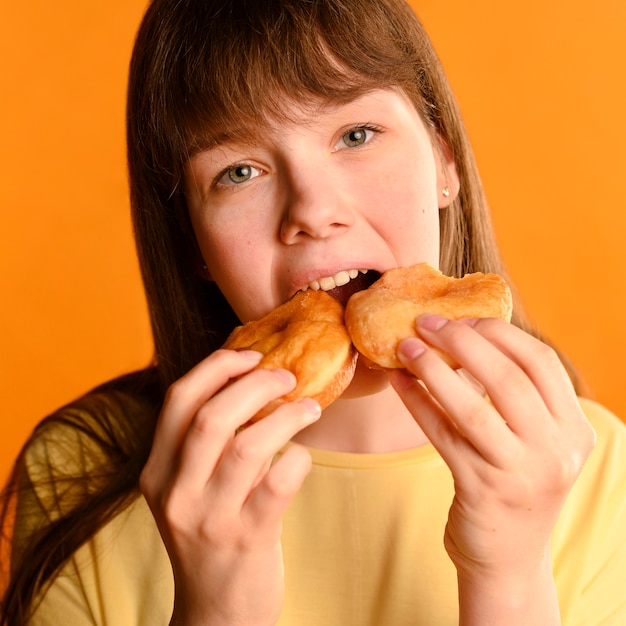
top-left (433, 136), bottom-right (460, 209)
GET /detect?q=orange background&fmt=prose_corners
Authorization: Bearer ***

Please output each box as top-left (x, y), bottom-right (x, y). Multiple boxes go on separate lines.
top-left (1, 1), bottom-right (625, 483)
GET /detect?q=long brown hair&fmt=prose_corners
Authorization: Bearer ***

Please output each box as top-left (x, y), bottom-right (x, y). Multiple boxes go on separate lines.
top-left (1, 0), bottom-right (584, 622)
top-left (127, 0), bottom-right (525, 393)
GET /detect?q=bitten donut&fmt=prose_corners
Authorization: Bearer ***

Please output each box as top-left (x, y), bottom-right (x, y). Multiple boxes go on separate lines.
top-left (223, 289), bottom-right (357, 422)
top-left (345, 262), bottom-right (513, 369)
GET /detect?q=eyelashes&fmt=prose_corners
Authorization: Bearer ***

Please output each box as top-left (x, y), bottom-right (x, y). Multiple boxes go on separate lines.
top-left (212, 123), bottom-right (384, 189)
top-left (216, 163), bottom-right (263, 187)
top-left (336, 124), bottom-right (383, 150)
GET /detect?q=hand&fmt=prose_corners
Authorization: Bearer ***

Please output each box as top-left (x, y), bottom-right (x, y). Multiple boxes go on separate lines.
top-left (390, 315), bottom-right (596, 624)
top-left (140, 349), bottom-right (321, 626)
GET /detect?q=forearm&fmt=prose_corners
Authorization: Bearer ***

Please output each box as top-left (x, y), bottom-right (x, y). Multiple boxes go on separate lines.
top-left (457, 558), bottom-right (561, 626)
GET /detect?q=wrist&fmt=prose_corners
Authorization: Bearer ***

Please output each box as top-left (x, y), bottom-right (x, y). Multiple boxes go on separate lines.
top-left (456, 556), bottom-right (561, 626)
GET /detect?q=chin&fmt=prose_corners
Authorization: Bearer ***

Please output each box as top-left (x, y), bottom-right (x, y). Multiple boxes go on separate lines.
top-left (338, 356), bottom-right (391, 399)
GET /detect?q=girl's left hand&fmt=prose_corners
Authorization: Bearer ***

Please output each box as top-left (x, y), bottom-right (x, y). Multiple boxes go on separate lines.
top-left (390, 314), bottom-right (596, 624)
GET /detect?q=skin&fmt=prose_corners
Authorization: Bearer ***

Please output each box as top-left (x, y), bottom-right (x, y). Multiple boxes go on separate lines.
top-left (140, 89), bottom-right (596, 625)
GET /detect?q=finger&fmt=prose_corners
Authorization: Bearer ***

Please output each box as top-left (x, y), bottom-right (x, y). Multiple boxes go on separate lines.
top-left (243, 442), bottom-right (313, 539)
top-left (415, 315), bottom-right (550, 437)
top-left (395, 336), bottom-right (517, 467)
top-left (389, 368), bottom-right (484, 474)
top-left (149, 349), bottom-right (264, 468)
top-left (462, 318), bottom-right (582, 420)
top-left (464, 319), bottom-right (596, 464)
top-left (208, 398), bottom-right (321, 512)
top-left (170, 368), bottom-right (302, 492)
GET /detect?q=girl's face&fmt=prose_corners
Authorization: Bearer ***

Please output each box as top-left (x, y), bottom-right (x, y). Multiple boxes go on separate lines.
top-left (184, 89), bottom-right (457, 324)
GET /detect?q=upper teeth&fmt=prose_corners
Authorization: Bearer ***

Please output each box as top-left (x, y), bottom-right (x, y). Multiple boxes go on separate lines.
top-left (301, 269), bottom-right (368, 292)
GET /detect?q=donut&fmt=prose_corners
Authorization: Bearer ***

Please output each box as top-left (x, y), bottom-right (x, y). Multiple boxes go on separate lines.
top-left (344, 262), bottom-right (513, 369)
top-left (222, 289), bottom-right (357, 421)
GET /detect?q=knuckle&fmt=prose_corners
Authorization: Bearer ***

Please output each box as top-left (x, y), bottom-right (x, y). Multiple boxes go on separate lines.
top-left (262, 451), bottom-right (310, 500)
top-left (263, 471), bottom-right (297, 500)
top-left (230, 431), bottom-right (261, 463)
top-left (546, 456), bottom-right (580, 493)
top-left (161, 492), bottom-right (233, 546)
top-left (189, 404), bottom-right (222, 438)
top-left (161, 491), bottom-right (185, 528)
top-left (163, 377), bottom-right (189, 407)
top-left (211, 347), bottom-right (242, 366)
top-left (459, 403), bottom-right (490, 432)
top-left (536, 441), bottom-right (587, 496)
top-left (532, 341), bottom-right (561, 369)
top-left (491, 360), bottom-right (523, 388)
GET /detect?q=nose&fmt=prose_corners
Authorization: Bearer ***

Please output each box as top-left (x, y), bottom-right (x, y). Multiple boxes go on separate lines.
top-left (279, 164), bottom-right (354, 244)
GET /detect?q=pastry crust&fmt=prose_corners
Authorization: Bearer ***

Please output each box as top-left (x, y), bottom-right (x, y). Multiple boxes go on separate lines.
top-left (345, 263), bottom-right (513, 369)
top-left (223, 290), bottom-right (357, 421)
top-left (223, 264), bottom-right (512, 419)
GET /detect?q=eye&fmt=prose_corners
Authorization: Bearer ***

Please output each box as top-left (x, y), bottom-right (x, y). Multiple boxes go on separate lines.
top-left (217, 164), bottom-right (262, 186)
top-left (338, 125), bottom-right (380, 149)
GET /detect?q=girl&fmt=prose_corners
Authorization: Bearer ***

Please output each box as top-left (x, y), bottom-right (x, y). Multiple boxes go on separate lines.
top-left (2, 0), bottom-right (625, 624)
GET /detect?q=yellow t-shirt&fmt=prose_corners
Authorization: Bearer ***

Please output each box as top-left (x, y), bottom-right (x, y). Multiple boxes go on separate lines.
top-left (22, 398), bottom-right (626, 625)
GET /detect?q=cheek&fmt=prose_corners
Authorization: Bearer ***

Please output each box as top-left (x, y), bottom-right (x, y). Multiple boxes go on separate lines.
top-left (191, 205), bottom-right (259, 269)
top-left (362, 161), bottom-right (441, 264)
top-left (190, 214), bottom-right (270, 317)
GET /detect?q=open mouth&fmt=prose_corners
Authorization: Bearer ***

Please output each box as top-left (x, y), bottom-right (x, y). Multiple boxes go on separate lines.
top-left (300, 269), bottom-right (381, 306)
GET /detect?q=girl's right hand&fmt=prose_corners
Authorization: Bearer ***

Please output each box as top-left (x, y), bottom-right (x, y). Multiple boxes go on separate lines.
top-left (140, 349), bottom-right (321, 626)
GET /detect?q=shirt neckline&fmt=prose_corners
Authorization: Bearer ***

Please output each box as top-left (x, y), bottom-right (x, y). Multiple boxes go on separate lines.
top-left (305, 442), bottom-right (439, 470)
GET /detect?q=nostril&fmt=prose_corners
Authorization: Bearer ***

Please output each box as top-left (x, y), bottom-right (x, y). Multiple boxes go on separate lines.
top-left (280, 220), bottom-right (345, 243)
top-left (280, 193), bottom-right (354, 243)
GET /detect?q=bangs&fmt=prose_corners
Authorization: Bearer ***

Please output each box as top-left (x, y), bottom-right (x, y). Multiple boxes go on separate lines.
top-left (141, 0), bottom-right (427, 163)
top-left (128, 0), bottom-right (521, 389)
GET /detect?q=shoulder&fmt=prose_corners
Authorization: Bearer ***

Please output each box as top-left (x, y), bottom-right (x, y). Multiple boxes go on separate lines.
top-left (552, 399), bottom-right (626, 622)
top-left (551, 397), bottom-right (626, 540)
top-left (29, 496), bottom-right (173, 626)
top-left (554, 396), bottom-right (626, 543)
top-left (14, 368), bottom-right (161, 538)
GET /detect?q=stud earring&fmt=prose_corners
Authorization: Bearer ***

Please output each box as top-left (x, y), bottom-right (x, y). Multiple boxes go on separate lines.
top-left (198, 262), bottom-right (213, 281)
top-left (441, 187), bottom-right (450, 198)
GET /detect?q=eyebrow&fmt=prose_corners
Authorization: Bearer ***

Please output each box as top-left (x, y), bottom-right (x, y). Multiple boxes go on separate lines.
top-left (187, 90), bottom-right (388, 158)
top-left (188, 124), bottom-right (265, 158)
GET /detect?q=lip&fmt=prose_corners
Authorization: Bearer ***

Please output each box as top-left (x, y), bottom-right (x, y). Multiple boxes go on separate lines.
top-left (287, 265), bottom-right (386, 304)
top-left (289, 266), bottom-right (374, 295)
top-left (301, 268), bottom-right (369, 291)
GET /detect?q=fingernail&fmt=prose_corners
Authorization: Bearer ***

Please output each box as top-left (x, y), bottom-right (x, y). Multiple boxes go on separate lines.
top-left (461, 317), bottom-right (479, 327)
top-left (398, 337), bottom-right (427, 362)
top-left (297, 398), bottom-right (322, 420)
top-left (272, 368), bottom-right (297, 387)
top-left (241, 350), bottom-right (264, 361)
top-left (417, 313), bottom-right (448, 332)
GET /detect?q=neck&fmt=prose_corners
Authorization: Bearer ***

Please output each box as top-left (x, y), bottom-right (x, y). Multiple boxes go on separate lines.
top-left (291, 362), bottom-right (430, 454)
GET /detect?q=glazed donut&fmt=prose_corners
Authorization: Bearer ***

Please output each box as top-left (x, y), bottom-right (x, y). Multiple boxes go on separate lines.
top-left (345, 262), bottom-right (513, 369)
top-left (223, 289), bottom-right (357, 422)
